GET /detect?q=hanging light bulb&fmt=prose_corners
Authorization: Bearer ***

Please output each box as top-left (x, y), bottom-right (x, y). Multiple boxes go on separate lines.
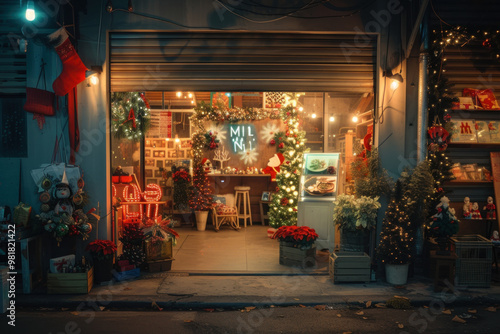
top-left (128, 0), bottom-right (133, 12)
top-left (298, 107), bottom-right (303, 112)
top-left (25, 1), bottom-right (35, 21)
top-left (105, 0), bottom-right (113, 13)
top-left (390, 80), bottom-right (400, 90)
top-left (352, 115), bottom-right (359, 123)
top-left (174, 134), bottom-right (180, 143)
top-left (89, 75), bottom-right (99, 86)
top-left (329, 116), bottom-right (335, 122)
top-left (176, 91), bottom-right (182, 97)
top-left (311, 113), bottom-right (317, 119)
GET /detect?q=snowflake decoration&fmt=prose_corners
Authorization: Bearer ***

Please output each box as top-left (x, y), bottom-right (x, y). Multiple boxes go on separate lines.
top-left (260, 123), bottom-right (280, 144)
top-left (239, 148), bottom-right (258, 165)
top-left (206, 122), bottom-right (227, 141)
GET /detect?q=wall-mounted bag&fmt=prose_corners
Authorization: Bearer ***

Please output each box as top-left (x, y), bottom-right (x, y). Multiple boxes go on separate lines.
top-left (24, 60), bottom-right (55, 116)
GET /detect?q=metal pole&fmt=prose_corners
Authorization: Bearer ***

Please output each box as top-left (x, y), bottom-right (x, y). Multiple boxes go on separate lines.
top-left (417, 52), bottom-right (428, 163)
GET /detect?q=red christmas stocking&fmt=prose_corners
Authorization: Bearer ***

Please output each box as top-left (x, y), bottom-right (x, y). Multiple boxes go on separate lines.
top-left (48, 28), bottom-right (87, 96)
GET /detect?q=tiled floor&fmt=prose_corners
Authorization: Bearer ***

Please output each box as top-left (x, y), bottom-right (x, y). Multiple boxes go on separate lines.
top-left (171, 225), bottom-right (329, 273)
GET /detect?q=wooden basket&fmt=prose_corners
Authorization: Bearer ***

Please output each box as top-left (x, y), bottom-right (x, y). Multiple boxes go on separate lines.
top-left (47, 267), bottom-right (93, 294)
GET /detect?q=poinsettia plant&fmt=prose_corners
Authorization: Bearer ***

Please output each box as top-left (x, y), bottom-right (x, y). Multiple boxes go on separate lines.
top-left (86, 239), bottom-right (117, 260)
top-left (271, 225), bottom-right (318, 249)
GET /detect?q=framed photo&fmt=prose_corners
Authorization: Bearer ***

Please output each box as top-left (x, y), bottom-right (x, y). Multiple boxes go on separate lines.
top-left (146, 178), bottom-right (157, 185)
top-left (156, 160), bottom-right (163, 168)
top-left (159, 151), bottom-right (166, 158)
top-left (154, 169), bottom-right (162, 178)
top-left (145, 159), bottom-right (155, 167)
top-left (177, 150), bottom-right (185, 158)
top-left (167, 140), bottom-right (174, 149)
top-left (145, 140), bottom-right (152, 147)
top-left (181, 140), bottom-right (191, 148)
top-left (261, 191), bottom-right (270, 202)
top-left (145, 150), bottom-right (151, 158)
top-left (153, 150), bottom-right (160, 157)
top-left (168, 150), bottom-right (177, 158)
top-left (145, 169), bottom-right (153, 177)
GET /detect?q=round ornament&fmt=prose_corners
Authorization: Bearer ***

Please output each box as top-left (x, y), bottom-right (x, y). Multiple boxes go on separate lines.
top-left (39, 191), bottom-right (51, 203)
top-left (111, 92), bottom-right (151, 141)
top-left (428, 125), bottom-right (449, 151)
top-left (68, 225), bottom-right (79, 237)
top-left (79, 223), bottom-right (92, 234)
top-left (40, 203), bottom-right (51, 212)
top-left (281, 197), bottom-right (289, 206)
top-left (55, 223), bottom-right (69, 237)
top-left (41, 177), bottom-right (52, 190)
top-left (77, 177), bottom-right (85, 189)
top-left (73, 193), bottom-right (83, 206)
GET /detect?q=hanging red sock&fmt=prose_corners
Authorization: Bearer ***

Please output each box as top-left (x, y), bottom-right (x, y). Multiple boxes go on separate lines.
top-left (48, 28), bottom-right (88, 96)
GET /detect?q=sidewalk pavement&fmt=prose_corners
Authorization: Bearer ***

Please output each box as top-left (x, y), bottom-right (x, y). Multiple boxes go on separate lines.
top-left (17, 271), bottom-right (500, 311)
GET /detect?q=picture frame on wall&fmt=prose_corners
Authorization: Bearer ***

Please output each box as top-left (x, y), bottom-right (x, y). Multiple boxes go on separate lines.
top-left (145, 169), bottom-right (153, 177)
top-left (156, 160), bottom-right (163, 168)
top-left (145, 159), bottom-right (155, 167)
top-left (167, 140), bottom-right (174, 149)
top-left (146, 178), bottom-right (157, 184)
top-left (159, 151), bottom-right (166, 158)
top-left (211, 92), bottom-right (232, 108)
top-left (145, 140), bottom-right (152, 147)
top-left (261, 191), bottom-right (270, 201)
top-left (154, 170), bottom-right (162, 178)
top-left (145, 150), bottom-right (151, 157)
top-left (153, 150), bottom-right (160, 157)
top-left (168, 150), bottom-right (177, 158)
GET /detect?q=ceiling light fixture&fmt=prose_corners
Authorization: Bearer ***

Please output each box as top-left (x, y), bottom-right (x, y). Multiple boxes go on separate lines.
top-left (329, 116), bottom-right (335, 122)
top-left (105, 0), bottom-right (113, 13)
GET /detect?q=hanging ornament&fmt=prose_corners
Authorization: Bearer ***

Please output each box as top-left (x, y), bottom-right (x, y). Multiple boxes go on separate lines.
top-left (77, 176), bottom-right (85, 189)
top-left (281, 197), bottom-right (289, 206)
top-left (428, 125), bottom-right (450, 152)
top-left (44, 222), bottom-right (56, 232)
top-left (41, 203), bottom-right (51, 212)
top-left (73, 193), bottom-right (84, 206)
top-left (41, 177), bottom-right (52, 190)
top-left (55, 223), bottom-right (69, 237)
top-left (39, 191), bottom-right (51, 203)
top-left (111, 92), bottom-right (150, 141)
top-left (483, 39), bottom-right (492, 48)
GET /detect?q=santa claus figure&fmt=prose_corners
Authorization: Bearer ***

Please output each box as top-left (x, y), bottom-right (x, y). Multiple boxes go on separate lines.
top-left (471, 202), bottom-right (482, 219)
top-left (201, 158), bottom-right (213, 173)
top-left (483, 196), bottom-right (496, 219)
top-left (261, 153), bottom-right (285, 182)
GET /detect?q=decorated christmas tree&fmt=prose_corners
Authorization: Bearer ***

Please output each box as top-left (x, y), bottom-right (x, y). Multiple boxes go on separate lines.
top-left (119, 220), bottom-right (146, 266)
top-left (427, 148), bottom-right (454, 216)
top-left (189, 163), bottom-right (213, 211)
top-left (377, 181), bottom-right (413, 265)
top-left (269, 103), bottom-right (308, 227)
top-left (172, 167), bottom-right (191, 211)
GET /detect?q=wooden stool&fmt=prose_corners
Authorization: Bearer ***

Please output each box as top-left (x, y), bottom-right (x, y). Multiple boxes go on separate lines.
top-left (235, 186), bottom-right (252, 227)
top-left (430, 250), bottom-right (457, 292)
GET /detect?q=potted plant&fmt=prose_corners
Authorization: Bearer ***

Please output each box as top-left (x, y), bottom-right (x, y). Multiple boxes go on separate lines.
top-left (189, 163), bottom-right (213, 231)
top-left (271, 225), bottom-right (318, 267)
top-left (86, 239), bottom-right (117, 283)
top-left (377, 181), bottom-right (413, 285)
top-left (172, 167), bottom-right (191, 212)
top-left (428, 196), bottom-right (459, 255)
top-left (333, 194), bottom-right (381, 252)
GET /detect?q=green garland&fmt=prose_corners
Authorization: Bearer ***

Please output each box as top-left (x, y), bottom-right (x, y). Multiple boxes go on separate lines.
top-left (111, 92), bottom-right (151, 141)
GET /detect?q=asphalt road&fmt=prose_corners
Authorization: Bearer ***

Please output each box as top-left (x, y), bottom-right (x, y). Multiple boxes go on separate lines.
top-left (1, 304), bottom-right (499, 334)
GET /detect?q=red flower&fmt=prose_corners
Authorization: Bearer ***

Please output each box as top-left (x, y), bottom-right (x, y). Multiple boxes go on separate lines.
top-left (279, 143), bottom-right (284, 149)
top-left (86, 239), bottom-right (117, 256)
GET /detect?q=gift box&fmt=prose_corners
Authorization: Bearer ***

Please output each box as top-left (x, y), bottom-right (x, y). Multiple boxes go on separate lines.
top-left (144, 239), bottom-right (172, 261)
top-left (118, 264), bottom-right (136, 272)
top-left (49, 254), bottom-right (76, 273)
top-left (117, 259), bottom-right (130, 267)
top-left (13, 202), bottom-right (31, 227)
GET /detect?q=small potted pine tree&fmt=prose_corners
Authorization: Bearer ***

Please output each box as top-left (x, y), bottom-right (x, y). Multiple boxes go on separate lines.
top-left (377, 181), bottom-right (413, 285)
top-left (189, 162), bottom-right (213, 231)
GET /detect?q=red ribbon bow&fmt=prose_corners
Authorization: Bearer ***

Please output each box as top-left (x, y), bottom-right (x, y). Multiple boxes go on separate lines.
top-left (54, 259), bottom-right (68, 272)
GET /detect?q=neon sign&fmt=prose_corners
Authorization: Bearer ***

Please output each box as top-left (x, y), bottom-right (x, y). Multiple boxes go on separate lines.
top-left (229, 124), bottom-right (257, 153)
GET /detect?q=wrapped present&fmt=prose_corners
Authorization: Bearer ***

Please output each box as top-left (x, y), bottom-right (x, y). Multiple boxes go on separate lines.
top-left (50, 254), bottom-right (76, 273)
top-left (13, 203), bottom-right (31, 227)
top-left (117, 259), bottom-right (130, 267)
top-left (144, 238), bottom-right (172, 261)
top-left (118, 264), bottom-right (136, 272)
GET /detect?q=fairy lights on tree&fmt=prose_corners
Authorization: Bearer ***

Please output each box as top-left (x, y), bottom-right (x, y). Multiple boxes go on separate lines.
top-left (269, 100), bottom-right (308, 227)
top-left (189, 163), bottom-right (213, 211)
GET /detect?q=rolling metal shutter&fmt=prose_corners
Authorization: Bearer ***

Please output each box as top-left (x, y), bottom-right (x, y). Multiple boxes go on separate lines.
top-left (108, 31), bottom-right (376, 93)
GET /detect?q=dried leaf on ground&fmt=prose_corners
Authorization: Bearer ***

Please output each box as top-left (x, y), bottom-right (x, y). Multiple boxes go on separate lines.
top-left (70, 312), bottom-right (79, 316)
top-left (205, 308), bottom-right (215, 312)
top-left (442, 309), bottom-right (452, 315)
top-left (363, 317), bottom-right (368, 320)
top-left (151, 302), bottom-right (163, 311)
top-left (336, 314), bottom-right (342, 318)
top-left (342, 332), bottom-right (352, 334)
top-left (366, 301), bottom-right (372, 308)
top-left (394, 295), bottom-right (409, 300)
top-left (245, 307), bottom-right (256, 312)
top-left (375, 303), bottom-right (386, 308)
top-left (184, 320), bottom-right (193, 323)
top-left (294, 298), bottom-right (300, 301)
top-left (398, 324), bottom-right (404, 329)
top-left (314, 305), bottom-right (326, 310)
top-left (485, 306), bottom-right (497, 312)
top-left (468, 309), bottom-right (477, 314)
top-left (99, 306), bottom-right (105, 311)
top-left (452, 315), bottom-right (466, 323)
top-left (270, 305), bottom-right (275, 308)
top-left (299, 304), bottom-right (306, 308)
top-left (356, 311), bottom-right (364, 315)
top-left (61, 308), bottom-right (69, 311)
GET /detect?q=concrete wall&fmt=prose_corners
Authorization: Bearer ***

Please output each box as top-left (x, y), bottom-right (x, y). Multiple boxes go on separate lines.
top-left (1, 0), bottom-right (415, 242)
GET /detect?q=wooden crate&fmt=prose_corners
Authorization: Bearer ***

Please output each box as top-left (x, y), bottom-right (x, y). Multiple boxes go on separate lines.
top-left (47, 267), bottom-right (93, 294)
top-left (329, 252), bottom-right (371, 283)
top-left (146, 258), bottom-right (173, 272)
top-left (279, 243), bottom-right (316, 267)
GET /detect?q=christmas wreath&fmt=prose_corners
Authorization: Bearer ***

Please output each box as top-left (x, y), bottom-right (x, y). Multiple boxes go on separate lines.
top-left (111, 92), bottom-right (151, 141)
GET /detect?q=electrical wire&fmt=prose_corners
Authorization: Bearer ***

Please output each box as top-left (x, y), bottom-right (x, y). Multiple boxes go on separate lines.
top-left (216, 0), bottom-right (328, 17)
top-left (241, 0), bottom-right (328, 10)
top-left (430, 0), bottom-right (452, 27)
